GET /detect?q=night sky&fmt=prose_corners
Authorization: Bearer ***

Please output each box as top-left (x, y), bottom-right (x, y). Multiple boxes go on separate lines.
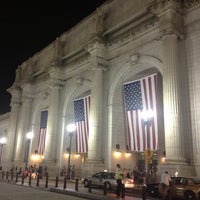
top-left (0, 0), bottom-right (107, 114)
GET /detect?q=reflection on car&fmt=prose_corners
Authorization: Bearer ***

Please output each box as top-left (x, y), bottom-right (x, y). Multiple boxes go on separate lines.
top-left (147, 176), bottom-right (200, 200)
top-left (82, 171), bottom-right (134, 190)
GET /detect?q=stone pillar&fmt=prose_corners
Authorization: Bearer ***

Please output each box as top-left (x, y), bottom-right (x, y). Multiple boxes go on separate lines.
top-left (150, 1), bottom-right (187, 164)
top-left (14, 91), bottom-right (32, 163)
top-left (4, 86), bottom-right (21, 170)
top-left (82, 41), bottom-right (108, 176)
top-left (87, 66), bottom-right (103, 161)
top-left (44, 70), bottom-right (63, 163)
top-left (162, 34), bottom-right (186, 163)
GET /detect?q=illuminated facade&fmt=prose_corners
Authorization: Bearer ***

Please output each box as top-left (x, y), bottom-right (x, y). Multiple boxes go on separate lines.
top-left (0, 0), bottom-right (200, 178)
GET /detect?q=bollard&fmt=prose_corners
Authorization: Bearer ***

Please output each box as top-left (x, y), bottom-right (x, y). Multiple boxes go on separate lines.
top-left (36, 175), bottom-right (40, 187)
top-left (55, 176), bottom-right (58, 188)
top-left (75, 179), bottom-right (78, 191)
top-left (88, 180), bottom-right (92, 193)
top-left (168, 188), bottom-right (172, 200)
top-left (142, 185), bottom-right (146, 200)
top-left (11, 172), bottom-right (14, 180)
top-left (63, 177), bottom-right (67, 189)
top-left (21, 174), bottom-right (24, 185)
top-left (103, 182), bottom-right (107, 195)
top-left (15, 173), bottom-right (18, 183)
top-left (2, 171), bottom-right (5, 179)
top-left (121, 183), bottom-right (125, 198)
top-left (45, 172), bottom-right (49, 188)
top-left (6, 171), bottom-right (9, 180)
top-left (29, 173), bottom-right (32, 186)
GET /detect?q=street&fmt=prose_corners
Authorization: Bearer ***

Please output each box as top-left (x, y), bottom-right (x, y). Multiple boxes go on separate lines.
top-left (0, 182), bottom-right (88, 200)
top-left (0, 181), bottom-right (158, 200)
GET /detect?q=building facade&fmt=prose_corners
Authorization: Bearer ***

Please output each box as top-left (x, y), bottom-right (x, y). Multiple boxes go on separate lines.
top-left (0, 0), bottom-right (200, 178)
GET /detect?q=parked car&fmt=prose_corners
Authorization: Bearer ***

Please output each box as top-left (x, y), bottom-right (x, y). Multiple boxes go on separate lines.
top-left (147, 176), bottom-right (200, 200)
top-left (82, 171), bottom-right (134, 190)
top-left (169, 176), bottom-right (200, 200)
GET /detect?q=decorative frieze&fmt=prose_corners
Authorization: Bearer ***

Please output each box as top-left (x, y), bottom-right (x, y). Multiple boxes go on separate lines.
top-left (148, 0), bottom-right (184, 39)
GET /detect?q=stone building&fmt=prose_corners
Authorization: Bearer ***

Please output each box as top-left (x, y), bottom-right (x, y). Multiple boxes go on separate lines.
top-left (0, 0), bottom-right (200, 178)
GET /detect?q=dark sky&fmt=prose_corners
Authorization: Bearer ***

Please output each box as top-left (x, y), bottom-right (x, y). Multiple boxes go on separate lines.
top-left (0, 0), bottom-right (107, 114)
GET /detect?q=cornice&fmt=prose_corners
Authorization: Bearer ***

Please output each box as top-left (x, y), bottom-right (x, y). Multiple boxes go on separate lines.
top-left (147, 0), bottom-right (185, 40)
top-left (104, 12), bottom-right (158, 45)
top-left (184, 0), bottom-right (200, 12)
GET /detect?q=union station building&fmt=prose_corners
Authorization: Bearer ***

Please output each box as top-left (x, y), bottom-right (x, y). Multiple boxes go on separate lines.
top-left (0, 0), bottom-right (200, 178)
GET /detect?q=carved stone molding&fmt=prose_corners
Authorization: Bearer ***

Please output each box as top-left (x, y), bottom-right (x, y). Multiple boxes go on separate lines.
top-left (147, 0), bottom-right (184, 39)
top-left (42, 91), bottom-right (49, 100)
top-left (184, 0), bottom-right (200, 10)
top-left (130, 53), bottom-right (140, 66)
top-left (95, 7), bottom-right (107, 34)
top-left (105, 12), bottom-right (158, 45)
top-left (49, 78), bottom-right (65, 90)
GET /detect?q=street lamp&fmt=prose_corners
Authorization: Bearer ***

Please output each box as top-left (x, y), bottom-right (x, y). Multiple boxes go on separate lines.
top-left (66, 123), bottom-right (76, 179)
top-left (141, 109), bottom-right (154, 177)
top-left (0, 137), bottom-right (7, 169)
top-left (25, 132), bottom-right (33, 169)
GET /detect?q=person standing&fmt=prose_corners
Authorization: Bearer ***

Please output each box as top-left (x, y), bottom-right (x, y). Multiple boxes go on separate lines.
top-left (115, 164), bottom-right (123, 198)
top-left (160, 171), bottom-right (171, 200)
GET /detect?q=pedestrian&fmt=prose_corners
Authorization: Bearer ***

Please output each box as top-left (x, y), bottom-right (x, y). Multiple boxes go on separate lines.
top-left (115, 163), bottom-right (124, 199)
top-left (160, 171), bottom-right (171, 200)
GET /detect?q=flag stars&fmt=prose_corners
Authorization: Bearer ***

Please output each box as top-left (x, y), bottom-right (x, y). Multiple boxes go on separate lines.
top-left (124, 81), bottom-right (143, 111)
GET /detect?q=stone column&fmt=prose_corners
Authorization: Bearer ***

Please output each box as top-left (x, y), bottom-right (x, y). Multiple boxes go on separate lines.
top-left (44, 69), bottom-right (63, 162)
top-left (162, 34), bottom-right (186, 163)
top-left (14, 90), bottom-right (32, 163)
top-left (87, 65), bottom-right (103, 161)
top-left (4, 86), bottom-right (21, 169)
top-left (82, 41), bottom-right (107, 176)
top-left (150, 1), bottom-right (186, 164)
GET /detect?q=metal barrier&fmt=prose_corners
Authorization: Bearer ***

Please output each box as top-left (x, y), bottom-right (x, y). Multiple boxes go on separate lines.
top-left (63, 177), bottom-right (67, 189)
top-left (36, 176), bottom-right (40, 187)
top-left (45, 173), bottom-right (49, 188)
top-left (15, 173), bottom-right (18, 183)
top-left (142, 185), bottom-right (146, 200)
top-left (21, 174), bottom-right (24, 185)
top-left (29, 174), bottom-right (32, 186)
top-left (88, 180), bottom-right (92, 193)
top-left (6, 171), bottom-right (9, 180)
top-left (75, 179), bottom-right (78, 191)
top-left (55, 176), bottom-right (58, 188)
top-left (103, 182), bottom-right (107, 195)
top-left (2, 171), bottom-right (5, 179)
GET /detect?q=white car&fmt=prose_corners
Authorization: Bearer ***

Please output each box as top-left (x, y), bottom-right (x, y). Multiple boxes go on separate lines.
top-left (82, 171), bottom-right (134, 190)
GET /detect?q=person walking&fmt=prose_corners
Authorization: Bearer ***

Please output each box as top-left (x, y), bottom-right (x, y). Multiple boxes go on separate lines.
top-left (115, 164), bottom-right (124, 199)
top-left (160, 171), bottom-right (171, 200)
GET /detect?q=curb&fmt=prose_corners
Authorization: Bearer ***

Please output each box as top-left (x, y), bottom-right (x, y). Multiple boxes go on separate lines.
top-left (50, 187), bottom-right (115, 200)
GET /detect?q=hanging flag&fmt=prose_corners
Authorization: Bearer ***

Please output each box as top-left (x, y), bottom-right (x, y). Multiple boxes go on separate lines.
top-left (38, 110), bottom-right (48, 155)
top-left (123, 73), bottom-right (158, 152)
top-left (73, 96), bottom-right (90, 153)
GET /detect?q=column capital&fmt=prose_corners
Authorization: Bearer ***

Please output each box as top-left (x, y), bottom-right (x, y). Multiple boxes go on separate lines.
top-left (48, 67), bottom-right (65, 89)
top-left (147, 0), bottom-right (184, 40)
top-left (49, 78), bottom-right (65, 90)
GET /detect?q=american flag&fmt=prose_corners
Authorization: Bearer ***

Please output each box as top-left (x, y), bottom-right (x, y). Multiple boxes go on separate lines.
top-left (123, 73), bottom-right (158, 152)
top-left (73, 96), bottom-right (90, 153)
top-left (38, 110), bottom-right (48, 155)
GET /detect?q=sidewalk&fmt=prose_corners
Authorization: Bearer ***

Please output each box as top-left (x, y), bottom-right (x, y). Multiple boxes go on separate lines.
top-left (48, 179), bottom-right (156, 200)
top-left (0, 175), bottom-right (157, 200)
top-left (49, 186), bottom-right (153, 200)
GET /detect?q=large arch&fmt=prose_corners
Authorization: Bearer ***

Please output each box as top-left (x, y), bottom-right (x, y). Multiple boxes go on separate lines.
top-left (58, 78), bottom-right (91, 175)
top-left (106, 55), bottom-right (163, 171)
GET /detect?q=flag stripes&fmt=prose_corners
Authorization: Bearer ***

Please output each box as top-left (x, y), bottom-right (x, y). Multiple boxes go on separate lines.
top-left (38, 110), bottom-right (48, 155)
top-left (73, 96), bottom-right (90, 153)
top-left (123, 74), bottom-right (158, 152)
